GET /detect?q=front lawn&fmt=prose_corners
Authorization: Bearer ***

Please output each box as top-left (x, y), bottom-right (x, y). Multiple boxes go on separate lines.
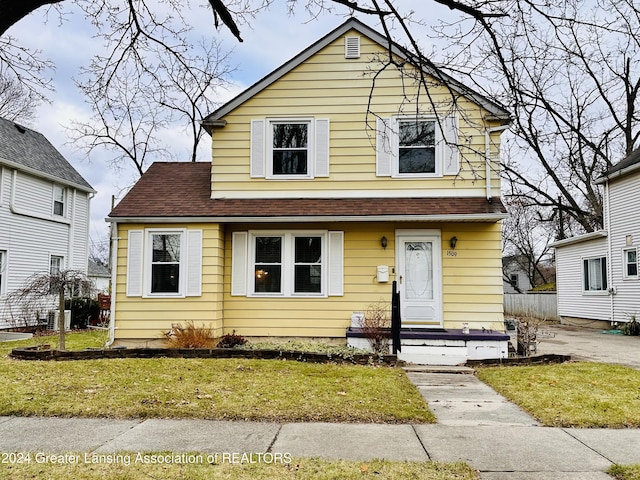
top-left (0, 456), bottom-right (477, 480)
top-left (477, 362), bottom-right (640, 427)
top-left (0, 332), bottom-right (434, 423)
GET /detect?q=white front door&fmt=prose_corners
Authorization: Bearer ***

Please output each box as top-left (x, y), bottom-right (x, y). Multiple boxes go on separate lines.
top-left (396, 231), bottom-right (442, 328)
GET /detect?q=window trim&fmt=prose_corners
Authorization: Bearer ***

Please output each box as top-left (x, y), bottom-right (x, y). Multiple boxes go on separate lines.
top-left (622, 247), bottom-right (638, 280)
top-left (392, 116), bottom-right (442, 179)
top-left (0, 249), bottom-right (7, 295)
top-left (144, 228), bottom-right (187, 298)
top-left (582, 255), bottom-right (608, 294)
top-left (266, 118), bottom-right (315, 180)
top-left (248, 230), bottom-right (328, 298)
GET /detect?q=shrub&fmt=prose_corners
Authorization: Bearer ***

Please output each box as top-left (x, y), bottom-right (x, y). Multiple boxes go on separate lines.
top-left (217, 330), bottom-right (247, 348)
top-left (357, 301), bottom-right (391, 355)
top-left (621, 316), bottom-right (640, 336)
top-left (163, 321), bottom-right (215, 348)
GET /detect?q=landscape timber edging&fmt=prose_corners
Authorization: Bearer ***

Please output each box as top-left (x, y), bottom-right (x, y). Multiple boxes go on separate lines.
top-left (466, 353), bottom-right (571, 367)
top-left (10, 345), bottom-right (400, 365)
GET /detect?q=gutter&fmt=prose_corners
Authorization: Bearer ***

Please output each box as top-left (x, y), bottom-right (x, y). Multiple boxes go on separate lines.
top-left (485, 125), bottom-right (511, 201)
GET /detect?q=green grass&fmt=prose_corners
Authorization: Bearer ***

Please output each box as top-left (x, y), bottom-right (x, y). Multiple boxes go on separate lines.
top-left (609, 464), bottom-right (640, 480)
top-left (0, 332), bottom-right (434, 423)
top-left (477, 362), bottom-right (640, 427)
top-left (0, 456), bottom-right (477, 480)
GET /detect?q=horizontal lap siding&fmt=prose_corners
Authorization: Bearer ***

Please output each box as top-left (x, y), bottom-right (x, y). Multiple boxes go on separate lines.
top-left (113, 223), bottom-right (224, 341)
top-left (223, 222), bottom-right (504, 338)
top-left (608, 172), bottom-right (640, 322)
top-left (211, 32), bottom-right (501, 199)
top-left (555, 237), bottom-right (610, 321)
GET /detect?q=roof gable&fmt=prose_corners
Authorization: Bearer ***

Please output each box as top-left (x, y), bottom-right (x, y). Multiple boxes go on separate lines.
top-left (202, 18), bottom-right (510, 129)
top-left (0, 117), bottom-right (94, 192)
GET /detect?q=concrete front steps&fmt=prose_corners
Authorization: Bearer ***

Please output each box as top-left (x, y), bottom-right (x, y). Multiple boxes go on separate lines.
top-left (347, 328), bottom-right (509, 365)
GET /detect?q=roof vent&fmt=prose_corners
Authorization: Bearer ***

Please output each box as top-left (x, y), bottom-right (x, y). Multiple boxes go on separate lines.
top-left (14, 123), bottom-right (26, 134)
top-left (345, 36), bottom-right (360, 59)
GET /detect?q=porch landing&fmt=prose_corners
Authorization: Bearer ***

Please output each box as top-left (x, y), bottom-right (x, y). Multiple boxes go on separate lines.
top-left (346, 327), bottom-right (509, 366)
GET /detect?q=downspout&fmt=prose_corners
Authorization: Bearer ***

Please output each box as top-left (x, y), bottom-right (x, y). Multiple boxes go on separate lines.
top-left (485, 125), bottom-right (511, 201)
top-left (604, 181), bottom-right (614, 325)
top-left (107, 221), bottom-right (118, 347)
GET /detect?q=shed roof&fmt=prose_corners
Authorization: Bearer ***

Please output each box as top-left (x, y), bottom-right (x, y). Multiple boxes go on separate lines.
top-left (108, 162), bottom-right (507, 222)
top-left (0, 117), bottom-right (94, 192)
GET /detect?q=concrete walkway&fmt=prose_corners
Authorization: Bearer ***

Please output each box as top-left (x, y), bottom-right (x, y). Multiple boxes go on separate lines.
top-left (1, 325), bottom-right (638, 478)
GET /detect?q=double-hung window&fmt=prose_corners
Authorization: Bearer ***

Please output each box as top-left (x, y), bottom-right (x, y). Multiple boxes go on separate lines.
top-left (150, 233), bottom-right (181, 294)
top-left (270, 121), bottom-right (310, 176)
top-left (53, 185), bottom-right (65, 216)
top-left (49, 255), bottom-right (64, 294)
top-left (398, 119), bottom-right (437, 175)
top-left (251, 232), bottom-right (324, 296)
top-left (623, 248), bottom-right (638, 279)
top-left (583, 256), bottom-right (607, 292)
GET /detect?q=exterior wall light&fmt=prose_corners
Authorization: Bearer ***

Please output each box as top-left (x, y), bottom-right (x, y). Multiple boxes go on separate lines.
top-left (380, 236), bottom-right (388, 250)
top-left (450, 236), bottom-right (458, 250)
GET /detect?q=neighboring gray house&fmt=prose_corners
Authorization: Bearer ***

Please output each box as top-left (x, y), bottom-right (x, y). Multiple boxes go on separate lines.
top-left (502, 255), bottom-right (535, 293)
top-left (0, 117), bottom-right (95, 329)
top-left (552, 149), bottom-right (640, 328)
top-left (88, 259), bottom-right (110, 293)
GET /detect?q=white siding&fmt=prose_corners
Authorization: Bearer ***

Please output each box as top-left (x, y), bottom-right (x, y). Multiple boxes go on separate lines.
top-left (555, 236), bottom-right (610, 321)
top-left (0, 168), bottom-right (91, 329)
top-left (608, 170), bottom-right (640, 322)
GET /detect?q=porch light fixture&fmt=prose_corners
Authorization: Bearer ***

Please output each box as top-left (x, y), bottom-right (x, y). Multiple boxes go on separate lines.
top-left (380, 236), bottom-right (388, 250)
top-left (449, 236), bottom-right (458, 250)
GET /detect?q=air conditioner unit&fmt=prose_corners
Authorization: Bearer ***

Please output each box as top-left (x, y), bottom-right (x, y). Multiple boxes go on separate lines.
top-left (47, 310), bottom-right (71, 331)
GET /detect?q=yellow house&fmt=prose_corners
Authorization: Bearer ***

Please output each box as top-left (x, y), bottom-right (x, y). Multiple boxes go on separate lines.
top-left (108, 19), bottom-right (511, 364)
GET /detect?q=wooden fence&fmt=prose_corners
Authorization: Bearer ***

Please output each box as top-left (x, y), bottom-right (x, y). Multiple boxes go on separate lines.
top-left (504, 293), bottom-right (559, 320)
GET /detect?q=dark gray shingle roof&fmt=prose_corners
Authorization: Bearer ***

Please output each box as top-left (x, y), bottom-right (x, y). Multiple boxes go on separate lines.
top-left (0, 117), bottom-right (94, 192)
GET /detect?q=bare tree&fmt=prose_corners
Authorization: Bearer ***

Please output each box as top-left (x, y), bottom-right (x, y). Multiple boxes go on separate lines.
top-left (7, 270), bottom-right (93, 351)
top-left (0, 72), bottom-right (41, 122)
top-left (434, 0), bottom-right (640, 234)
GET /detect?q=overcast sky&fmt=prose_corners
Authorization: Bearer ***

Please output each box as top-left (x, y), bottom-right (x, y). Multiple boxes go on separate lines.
top-left (5, 1), bottom-right (452, 255)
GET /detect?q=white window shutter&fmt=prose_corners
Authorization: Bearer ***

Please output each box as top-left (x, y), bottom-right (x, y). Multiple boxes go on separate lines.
top-left (231, 232), bottom-right (248, 296)
top-left (250, 119), bottom-right (265, 178)
top-left (376, 117), bottom-right (392, 176)
top-left (315, 118), bottom-right (330, 177)
top-left (126, 230), bottom-right (143, 297)
top-left (443, 115), bottom-right (459, 175)
top-left (327, 231), bottom-right (344, 296)
top-left (185, 230), bottom-right (203, 297)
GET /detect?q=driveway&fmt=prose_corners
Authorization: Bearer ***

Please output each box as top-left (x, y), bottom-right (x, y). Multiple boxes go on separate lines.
top-left (535, 324), bottom-right (640, 369)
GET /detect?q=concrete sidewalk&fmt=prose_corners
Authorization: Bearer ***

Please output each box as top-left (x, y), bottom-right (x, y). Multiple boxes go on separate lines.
top-left (1, 367), bottom-right (639, 479)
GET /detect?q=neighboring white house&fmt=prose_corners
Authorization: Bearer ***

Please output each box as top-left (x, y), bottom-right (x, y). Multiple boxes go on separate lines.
top-left (0, 117), bottom-right (95, 329)
top-left (502, 255), bottom-right (534, 294)
top-left (552, 149), bottom-right (640, 328)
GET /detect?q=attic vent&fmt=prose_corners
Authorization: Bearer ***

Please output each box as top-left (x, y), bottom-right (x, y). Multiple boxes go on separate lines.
top-left (345, 36), bottom-right (360, 59)
top-left (14, 123), bottom-right (26, 134)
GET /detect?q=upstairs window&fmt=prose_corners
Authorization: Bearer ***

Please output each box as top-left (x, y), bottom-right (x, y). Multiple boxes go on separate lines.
top-left (53, 185), bottom-right (65, 216)
top-left (271, 122), bottom-right (309, 176)
top-left (623, 248), bottom-right (638, 279)
top-left (583, 256), bottom-right (607, 292)
top-left (398, 119), bottom-right (436, 174)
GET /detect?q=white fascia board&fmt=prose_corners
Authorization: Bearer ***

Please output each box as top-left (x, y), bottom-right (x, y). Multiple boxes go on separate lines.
top-left (550, 230), bottom-right (608, 248)
top-left (106, 213), bottom-right (508, 224)
top-left (595, 161), bottom-right (640, 184)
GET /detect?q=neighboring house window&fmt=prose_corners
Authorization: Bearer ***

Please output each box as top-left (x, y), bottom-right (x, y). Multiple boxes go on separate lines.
top-left (49, 255), bottom-right (64, 294)
top-left (125, 229), bottom-right (202, 298)
top-left (583, 256), bottom-right (607, 292)
top-left (0, 250), bottom-right (6, 295)
top-left (509, 273), bottom-right (519, 289)
top-left (53, 185), bottom-right (65, 216)
top-left (623, 248), bottom-right (638, 279)
top-left (231, 230), bottom-right (344, 298)
top-left (398, 119), bottom-right (436, 174)
top-left (250, 118), bottom-right (330, 179)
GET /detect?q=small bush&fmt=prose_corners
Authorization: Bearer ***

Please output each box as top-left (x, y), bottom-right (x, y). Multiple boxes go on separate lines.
top-left (163, 321), bottom-right (215, 348)
top-left (621, 317), bottom-right (640, 336)
top-left (357, 301), bottom-right (391, 355)
top-left (217, 330), bottom-right (247, 348)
